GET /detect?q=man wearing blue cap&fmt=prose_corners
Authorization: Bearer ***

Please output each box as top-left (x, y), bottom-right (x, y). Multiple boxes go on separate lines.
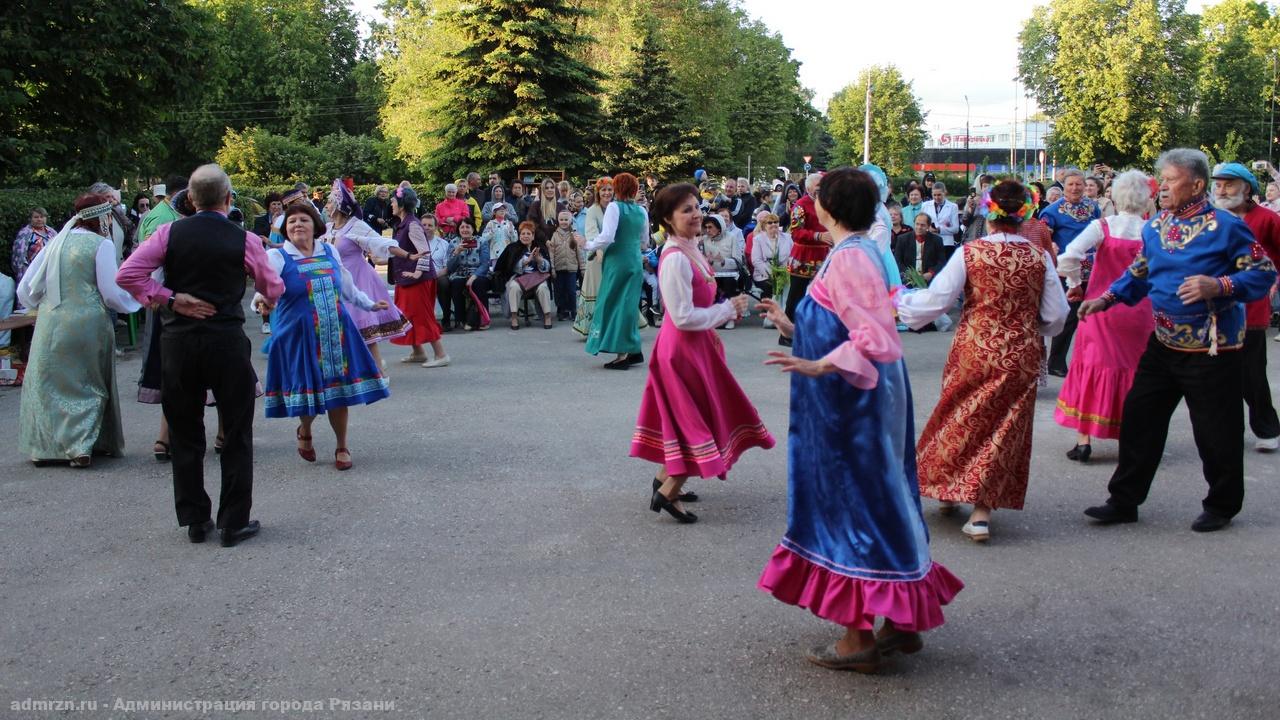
top-left (1079, 149), bottom-right (1276, 532)
top-left (1210, 161), bottom-right (1280, 452)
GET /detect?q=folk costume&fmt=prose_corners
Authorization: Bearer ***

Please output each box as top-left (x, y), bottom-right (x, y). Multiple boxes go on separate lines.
top-left (1044, 196), bottom-right (1102, 375)
top-left (1094, 194), bottom-right (1276, 521)
top-left (759, 235), bottom-right (962, 631)
top-left (327, 180), bottom-right (411, 345)
top-left (585, 200), bottom-right (646, 357)
top-left (18, 207), bottom-right (141, 463)
top-left (630, 238), bottom-right (774, 478)
top-left (898, 192), bottom-right (1069, 512)
top-left (1054, 214), bottom-right (1154, 439)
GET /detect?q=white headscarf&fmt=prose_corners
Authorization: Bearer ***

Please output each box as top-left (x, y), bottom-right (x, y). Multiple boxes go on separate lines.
top-left (20, 201), bottom-right (113, 309)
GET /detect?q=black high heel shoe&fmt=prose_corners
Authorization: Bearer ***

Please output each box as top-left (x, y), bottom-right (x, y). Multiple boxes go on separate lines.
top-left (1066, 443), bottom-right (1092, 462)
top-left (652, 477), bottom-right (698, 503)
top-left (650, 489), bottom-right (698, 524)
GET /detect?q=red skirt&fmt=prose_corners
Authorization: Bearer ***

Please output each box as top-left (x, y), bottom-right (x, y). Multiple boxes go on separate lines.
top-left (391, 280), bottom-right (441, 345)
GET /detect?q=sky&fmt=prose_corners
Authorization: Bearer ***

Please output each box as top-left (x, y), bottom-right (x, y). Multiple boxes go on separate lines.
top-left (351, 0), bottom-right (1215, 136)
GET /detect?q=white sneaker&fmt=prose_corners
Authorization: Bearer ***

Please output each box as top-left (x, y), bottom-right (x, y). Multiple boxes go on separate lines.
top-left (261, 321), bottom-right (271, 335)
top-left (961, 521), bottom-right (990, 543)
top-left (1256, 436), bottom-right (1279, 452)
top-left (422, 356), bottom-right (451, 368)
top-left (763, 317), bottom-right (774, 329)
top-left (723, 321), bottom-right (735, 330)
top-left (1274, 333), bottom-right (1280, 343)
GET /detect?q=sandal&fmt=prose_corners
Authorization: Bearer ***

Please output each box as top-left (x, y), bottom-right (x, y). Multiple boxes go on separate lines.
top-left (334, 447), bottom-right (352, 471)
top-left (153, 440), bottom-right (171, 462)
top-left (296, 425), bottom-right (316, 462)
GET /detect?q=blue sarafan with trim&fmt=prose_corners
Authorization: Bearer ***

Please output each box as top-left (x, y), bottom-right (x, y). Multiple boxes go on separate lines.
top-left (1108, 198), bottom-right (1277, 353)
top-left (263, 244), bottom-right (389, 417)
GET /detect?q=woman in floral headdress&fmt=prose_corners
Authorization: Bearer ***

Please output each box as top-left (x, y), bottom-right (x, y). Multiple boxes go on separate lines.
top-left (897, 180), bottom-right (1069, 543)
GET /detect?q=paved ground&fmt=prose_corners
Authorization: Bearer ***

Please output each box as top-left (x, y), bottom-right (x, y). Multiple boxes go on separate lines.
top-left (2, 304), bottom-right (1279, 720)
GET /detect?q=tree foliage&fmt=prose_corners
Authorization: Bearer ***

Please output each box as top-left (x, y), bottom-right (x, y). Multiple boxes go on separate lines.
top-left (598, 23), bottom-right (704, 177)
top-left (1196, 0), bottom-right (1276, 161)
top-left (827, 66), bottom-right (927, 177)
top-left (1018, 0), bottom-right (1201, 167)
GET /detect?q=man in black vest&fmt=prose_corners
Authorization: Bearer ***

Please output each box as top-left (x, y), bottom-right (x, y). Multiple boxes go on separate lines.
top-left (117, 164), bottom-right (284, 547)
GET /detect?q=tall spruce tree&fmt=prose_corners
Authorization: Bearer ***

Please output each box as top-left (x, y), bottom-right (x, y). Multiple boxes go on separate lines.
top-left (602, 25), bottom-right (704, 178)
top-left (428, 0), bottom-right (605, 180)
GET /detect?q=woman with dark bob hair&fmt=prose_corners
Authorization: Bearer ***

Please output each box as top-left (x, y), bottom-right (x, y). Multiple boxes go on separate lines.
top-left (254, 201), bottom-right (391, 471)
top-left (630, 183), bottom-right (774, 524)
top-left (756, 168), bottom-right (962, 673)
top-left (898, 179), bottom-right (1069, 542)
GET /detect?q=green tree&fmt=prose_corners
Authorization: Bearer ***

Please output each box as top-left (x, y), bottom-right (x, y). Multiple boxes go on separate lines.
top-left (600, 23), bottom-right (704, 177)
top-left (425, 0), bottom-right (605, 182)
top-left (0, 0), bottom-right (209, 185)
top-left (1196, 0), bottom-right (1273, 162)
top-left (827, 66), bottom-right (927, 176)
top-left (1018, 0), bottom-right (1199, 167)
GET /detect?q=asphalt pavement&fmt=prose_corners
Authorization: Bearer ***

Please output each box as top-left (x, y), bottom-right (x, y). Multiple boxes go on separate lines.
top-left (2, 306), bottom-right (1278, 720)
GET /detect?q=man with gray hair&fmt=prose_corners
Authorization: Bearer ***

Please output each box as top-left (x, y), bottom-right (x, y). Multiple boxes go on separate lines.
top-left (729, 176), bottom-right (757, 229)
top-left (1080, 148), bottom-right (1276, 532)
top-left (363, 185), bottom-right (392, 234)
top-left (117, 163), bottom-right (284, 547)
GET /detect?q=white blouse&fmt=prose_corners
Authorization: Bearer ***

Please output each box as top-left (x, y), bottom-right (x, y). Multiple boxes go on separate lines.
top-left (897, 233), bottom-right (1068, 337)
top-left (253, 241), bottom-right (377, 311)
top-left (17, 231), bottom-right (141, 313)
top-left (1057, 213), bottom-right (1145, 288)
top-left (659, 249), bottom-right (737, 331)
top-left (585, 202), bottom-right (649, 253)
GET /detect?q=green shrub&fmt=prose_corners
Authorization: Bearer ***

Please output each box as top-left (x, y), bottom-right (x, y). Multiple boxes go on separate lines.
top-left (0, 188), bottom-right (81, 277)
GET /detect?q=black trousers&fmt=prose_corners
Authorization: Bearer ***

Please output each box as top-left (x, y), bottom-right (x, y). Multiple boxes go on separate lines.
top-left (1106, 336), bottom-right (1245, 518)
top-left (1243, 328), bottom-right (1280, 439)
top-left (436, 275), bottom-right (453, 326)
top-left (161, 331), bottom-right (256, 530)
top-left (784, 273), bottom-right (812, 320)
top-left (448, 276), bottom-right (492, 328)
top-left (1048, 282), bottom-right (1080, 373)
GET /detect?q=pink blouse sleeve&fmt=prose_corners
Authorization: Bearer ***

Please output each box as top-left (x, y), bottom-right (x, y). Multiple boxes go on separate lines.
top-left (817, 247), bottom-right (903, 389)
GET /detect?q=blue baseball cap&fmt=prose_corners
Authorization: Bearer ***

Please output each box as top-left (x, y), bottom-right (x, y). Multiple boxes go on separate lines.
top-left (1211, 162), bottom-right (1260, 195)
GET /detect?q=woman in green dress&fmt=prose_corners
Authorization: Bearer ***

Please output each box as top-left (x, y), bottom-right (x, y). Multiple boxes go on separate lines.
top-left (585, 172), bottom-right (647, 369)
top-left (16, 193), bottom-right (142, 467)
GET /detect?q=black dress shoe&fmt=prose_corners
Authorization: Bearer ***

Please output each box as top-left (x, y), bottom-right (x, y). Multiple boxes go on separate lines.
top-left (652, 477), bottom-right (698, 503)
top-left (778, 335), bottom-right (793, 347)
top-left (625, 352), bottom-right (644, 365)
top-left (1048, 368), bottom-right (1068, 378)
top-left (603, 356), bottom-right (630, 370)
top-left (1084, 503), bottom-right (1138, 524)
top-left (187, 519), bottom-right (215, 544)
top-left (220, 520), bottom-right (260, 547)
top-left (650, 489), bottom-right (698, 523)
top-left (1066, 443), bottom-right (1092, 462)
top-left (1191, 511), bottom-right (1231, 533)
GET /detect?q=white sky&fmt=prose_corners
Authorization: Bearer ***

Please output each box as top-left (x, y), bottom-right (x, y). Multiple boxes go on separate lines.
top-left (352, 0), bottom-right (1216, 134)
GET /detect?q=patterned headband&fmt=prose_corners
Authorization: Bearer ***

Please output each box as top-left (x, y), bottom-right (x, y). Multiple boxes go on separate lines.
top-left (76, 201), bottom-right (114, 220)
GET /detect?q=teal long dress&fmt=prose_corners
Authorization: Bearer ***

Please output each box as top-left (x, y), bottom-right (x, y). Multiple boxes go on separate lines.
top-left (18, 231), bottom-right (129, 461)
top-left (586, 201), bottom-right (644, 356)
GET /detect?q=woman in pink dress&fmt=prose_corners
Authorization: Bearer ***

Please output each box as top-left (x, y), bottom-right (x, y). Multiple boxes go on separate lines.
top-left (1055, 170), bottom-right (1156, 462)
top-left (630, 183), bottom-right (775, 523)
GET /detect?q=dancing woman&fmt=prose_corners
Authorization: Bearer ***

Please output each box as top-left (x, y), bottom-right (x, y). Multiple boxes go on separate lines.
top-left (326, 179), bottom-right (413, 370)
top-left (585, 172), bottom-right (646, 368)
top-left (630, 183), bottom-right (774, 523)
top-left (1054, 170), bottom-right (1155, 461)
top-left (256, 202), bottom-right (391, 471)
top-left (756, 167), bottom-right (962, 674)
top-left (898, 180), bottom-right (1069, 542)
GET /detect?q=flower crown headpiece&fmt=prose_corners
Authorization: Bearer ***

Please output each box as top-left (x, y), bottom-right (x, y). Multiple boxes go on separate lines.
top-left (984, 186), bottom-right (1039, 222)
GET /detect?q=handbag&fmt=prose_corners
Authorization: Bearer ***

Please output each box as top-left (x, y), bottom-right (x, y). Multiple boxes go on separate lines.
top-left (515, 270), bottom-right (550, 292)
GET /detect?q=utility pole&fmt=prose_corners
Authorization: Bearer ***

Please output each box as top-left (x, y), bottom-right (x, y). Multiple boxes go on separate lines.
top-left (964, 95), bottom-right (971, 190)
top-left (1271, 52), bottom-right (1277, 167)
top-left (863, 80), bottom-right (873, 164)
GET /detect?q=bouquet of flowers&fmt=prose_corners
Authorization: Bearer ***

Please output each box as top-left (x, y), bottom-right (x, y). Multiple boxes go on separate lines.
top-left (902, 266), bottom-right (930, 290)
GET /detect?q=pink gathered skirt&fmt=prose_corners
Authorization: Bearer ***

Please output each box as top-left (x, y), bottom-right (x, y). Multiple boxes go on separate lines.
top-left (758, 545), bottom-right (964, 631)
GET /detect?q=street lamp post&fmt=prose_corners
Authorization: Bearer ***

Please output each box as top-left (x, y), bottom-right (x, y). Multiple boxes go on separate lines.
top-left (964, 94), bottom-right (970, 190)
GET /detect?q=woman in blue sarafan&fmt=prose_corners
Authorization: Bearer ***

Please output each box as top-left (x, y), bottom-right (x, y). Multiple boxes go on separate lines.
top-left (757, 167), bottom-right (963, 674)
top-left (255, 202), bottom-right (390, 471)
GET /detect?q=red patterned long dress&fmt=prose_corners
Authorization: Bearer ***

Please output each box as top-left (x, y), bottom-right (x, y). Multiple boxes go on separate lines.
top-left (915, 239), bottom-right (1047, 510)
